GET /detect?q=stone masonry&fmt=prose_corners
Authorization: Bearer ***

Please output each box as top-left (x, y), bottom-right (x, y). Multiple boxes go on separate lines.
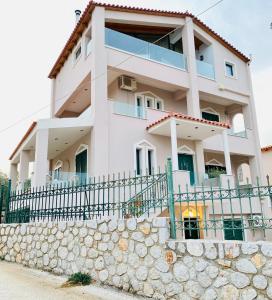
top-left (1, 217), bottom-right (272, 299)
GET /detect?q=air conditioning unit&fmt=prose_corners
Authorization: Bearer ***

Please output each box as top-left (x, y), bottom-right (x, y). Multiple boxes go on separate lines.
top-left (248, 215), bottom-right (263, 228)
top-left (119, 75), bottom-right (137, 91)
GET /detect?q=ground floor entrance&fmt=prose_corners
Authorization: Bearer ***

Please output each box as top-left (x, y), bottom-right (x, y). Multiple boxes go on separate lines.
top-left (178, 153), bottom-right (195, 185)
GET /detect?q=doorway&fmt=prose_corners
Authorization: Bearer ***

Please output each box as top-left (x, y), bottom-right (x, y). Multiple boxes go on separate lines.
top-left (75, 149), bottom-right (87, 182)
top-left (178, 153), bottom-right (195, 185)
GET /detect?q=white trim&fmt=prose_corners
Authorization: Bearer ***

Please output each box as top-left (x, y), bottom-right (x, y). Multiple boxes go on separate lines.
top-left (224, 60), bottom-right (237, 79)
top-left (205, 159), bottom-right (224, 167)
top-left (75, 144), bottom-right (88, 173)
top-left (54, 160), bottom-right (63, 171)
top-left (178, 145), bottom-right (195, 155)
top-left (133, 140), bottom-right (157, 175)
top-left (201, 107), bottom-right (220, 121)
top-left (134, 91), bottom-right (164, 111)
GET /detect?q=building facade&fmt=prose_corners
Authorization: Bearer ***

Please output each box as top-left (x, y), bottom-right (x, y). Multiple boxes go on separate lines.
top-left (9, 1), bottom-right (264, 191)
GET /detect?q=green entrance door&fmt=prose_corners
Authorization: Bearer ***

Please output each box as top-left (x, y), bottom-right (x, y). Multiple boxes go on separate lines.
top-left (76, 149), bottom-right (87, 182)
top-left (223, 219), bottom-right (244, 241)
top-left (178, 154), bottom-right (195, 185)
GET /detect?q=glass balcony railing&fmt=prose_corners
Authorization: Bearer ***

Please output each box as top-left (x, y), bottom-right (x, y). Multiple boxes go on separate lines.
top-left (228, 129), bottom-right (247, 138)
top-left (113, 101), bottom-right (146, 119)
top-left (105, 28), bottom-right (187, 70)
top-left (47, 171), bottom-right (89, 186)
top-left (196, 59), bottom-right (215, 80)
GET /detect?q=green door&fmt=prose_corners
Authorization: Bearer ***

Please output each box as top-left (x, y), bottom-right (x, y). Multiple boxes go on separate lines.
top-left (178, 154), bottom-right (195, 185)
top-left (76, 150), bottom-right (87, 182)
top-left (224, 219), bottom-right (244, 241)
top-left (202, 112), bottom-right (219, 122)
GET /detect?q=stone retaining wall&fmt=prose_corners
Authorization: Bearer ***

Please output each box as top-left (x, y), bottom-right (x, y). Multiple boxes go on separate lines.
top-left (1, 218), bottom-right (272, 299)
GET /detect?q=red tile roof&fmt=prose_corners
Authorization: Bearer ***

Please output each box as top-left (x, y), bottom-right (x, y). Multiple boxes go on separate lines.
top-left (9, 122), bottom-right (37, 161)
top-left (48, 1), bottom-right (250, 79)
top-left (146, 112), bottom-right (230, 130)
top-left (261, 145), bottom-right (272, 152)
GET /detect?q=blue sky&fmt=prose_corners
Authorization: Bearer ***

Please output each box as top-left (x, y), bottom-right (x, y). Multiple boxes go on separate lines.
top-left (0, 0), bottom-right (271, 173)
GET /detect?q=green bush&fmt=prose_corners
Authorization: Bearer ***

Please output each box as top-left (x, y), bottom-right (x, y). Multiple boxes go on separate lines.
top-left (0, 256), bottom-right (5, 261)
top-left (68, 272), bottom-right (91, 285)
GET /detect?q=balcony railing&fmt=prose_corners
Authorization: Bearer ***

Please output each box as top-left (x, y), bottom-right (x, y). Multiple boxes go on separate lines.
top-left (47, 171), bottom-right (89, 186)
top-left (228, 129), bottom-right (247, 138)
top-left (113, 101), bottom-right (146, 119)
top-left (196, 59), bottom-right (215, 80)
top-left (105, 28), bottom-right (187, 70)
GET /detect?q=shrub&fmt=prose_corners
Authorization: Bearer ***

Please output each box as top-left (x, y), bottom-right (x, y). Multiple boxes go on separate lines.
top-left (68, 272), bottom-right (91, 285)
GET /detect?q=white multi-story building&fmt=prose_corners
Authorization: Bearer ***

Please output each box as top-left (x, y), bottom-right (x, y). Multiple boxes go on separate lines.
top-left (9, 1), bottom-right (264, 191)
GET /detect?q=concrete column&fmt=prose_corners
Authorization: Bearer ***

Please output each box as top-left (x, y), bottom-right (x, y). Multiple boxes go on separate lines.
top-left (170, 118), bottom-right (178, 171)
top-left (195, 141), bottom-right (206, 184)
top-left (222, 130), bottom-right (232, 175)
top-left (19, 150), bottom-right (30, 187)
top-left (245, 64), bottom-right (265, 183)
top-left (33, 129), bottom-right (49, 187)
top-left (90, 7), bottom-right (109, 177)
top-left (182, 17), bottom-right (200, 118)
top-left (9, 164), bottom-right (18, 191)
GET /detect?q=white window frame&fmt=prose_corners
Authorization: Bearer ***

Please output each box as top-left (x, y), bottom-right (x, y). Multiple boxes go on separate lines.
top-left (84, 25), bottom-right (92, 58)
top-left (205, 159), bottom-right (224, 167)
top-left (134, 91), bottom-right (164, 112)
top-left (224, 60), bottom-right (237, 79)
top-left (75, 144), bottom-right (88, 174)
top-left (134, 140), bottom-right (157, 176)
top-left (74, 42), bottom-right (82, 65)
top-left (201, 107), bottom-right (221, 122)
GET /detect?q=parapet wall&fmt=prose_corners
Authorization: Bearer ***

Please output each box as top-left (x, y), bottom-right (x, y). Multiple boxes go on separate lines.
top-left (1, 218), bottom-right (272, 299)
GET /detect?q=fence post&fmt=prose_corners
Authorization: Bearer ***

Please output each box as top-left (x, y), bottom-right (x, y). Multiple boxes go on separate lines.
top-left (5, 180), bottom-right (11, 224)
top-left (0, 185), bottom-right (3, 224)
top-left (166, 158), bottom-right (176, 239)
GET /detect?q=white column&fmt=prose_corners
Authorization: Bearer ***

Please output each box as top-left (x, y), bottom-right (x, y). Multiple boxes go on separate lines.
top-left (182, 17), bottom-right (200, 118)
top-left (33, 129), bottom-right (49, 187)
top-left (222, 130), bottom-right (232, 175)
top-left (9, 163), bottom-right (18, 191)
top-left (195, 141), bottom-right (206, 184)
top-left (245, 64), bottom-right (265, 183)
top-left (19, 150), bottom-right (30, 187)
top-left (90, 7), bottom-right (109, 177)
top-left (170, 118), bottom-right (178, 171)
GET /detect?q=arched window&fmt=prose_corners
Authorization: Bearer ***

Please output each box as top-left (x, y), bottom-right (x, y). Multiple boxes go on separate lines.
top-left (232, 113), bottom-right (245, 134)
top-left (134, 140), bottom-right (156, 175)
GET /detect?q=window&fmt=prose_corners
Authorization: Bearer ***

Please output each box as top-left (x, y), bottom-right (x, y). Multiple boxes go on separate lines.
top-left (147, 149), bottom-right (153, 175)
top-left (136, 96), bottom-right (144, 118)
top-left (145, 96), bottom-right (154, 109)
top-left (225, 62), bottom-right (235, 78)
top-left (136, 148), bottom-right (142, 175)
top-left (75, 45), bottom-right (82, 61)
top-left (202, 111), bottom-right (219, 122)
top-left (134, 141), bottom-right (156, 176)
top-left (224, 219), bottom-right (244, 241)
top-left (155, 99), bottom-right (163, 110)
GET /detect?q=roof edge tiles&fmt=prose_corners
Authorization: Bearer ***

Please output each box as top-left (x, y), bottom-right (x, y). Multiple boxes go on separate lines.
top-left (48, 0), bottom-right (250, 79)
top-left (9, 122), bottom-right (37, 161)
top-left (146, 112), bottom-right (231, 130)
top-left (261, 145), bottom-right (272, 152)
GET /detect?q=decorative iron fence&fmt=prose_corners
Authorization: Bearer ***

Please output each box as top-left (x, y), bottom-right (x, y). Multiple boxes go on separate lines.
top-left (1, 159), bottom-right (272, 242)
top-left (171, 177), bottom-right (272, 241)
top-left (4, 172), bottom-right (168, 224)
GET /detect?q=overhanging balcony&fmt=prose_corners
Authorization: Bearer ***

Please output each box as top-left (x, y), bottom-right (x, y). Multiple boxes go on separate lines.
top-left (105, 28), bottom-right (187, 70)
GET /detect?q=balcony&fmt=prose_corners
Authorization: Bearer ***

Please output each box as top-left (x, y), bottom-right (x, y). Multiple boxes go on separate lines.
top-left (113, 101), bottom-right (146, 119)
top-left (105, 28), bottom-right (187, 70)
top-left (196, 59), bottom-right (215, 80)
top-left (47, 171), bottom-right (89, 186)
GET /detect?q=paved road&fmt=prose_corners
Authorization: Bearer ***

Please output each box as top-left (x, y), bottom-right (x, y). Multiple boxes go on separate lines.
top-left (0, 261), bottom-right (143, 300)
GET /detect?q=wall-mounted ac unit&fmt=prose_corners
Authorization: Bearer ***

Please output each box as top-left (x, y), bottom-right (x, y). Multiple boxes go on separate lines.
top-left (248, 215), bottom-right (263, 228)
top-left (119, 75), bottom-right (137, 91)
